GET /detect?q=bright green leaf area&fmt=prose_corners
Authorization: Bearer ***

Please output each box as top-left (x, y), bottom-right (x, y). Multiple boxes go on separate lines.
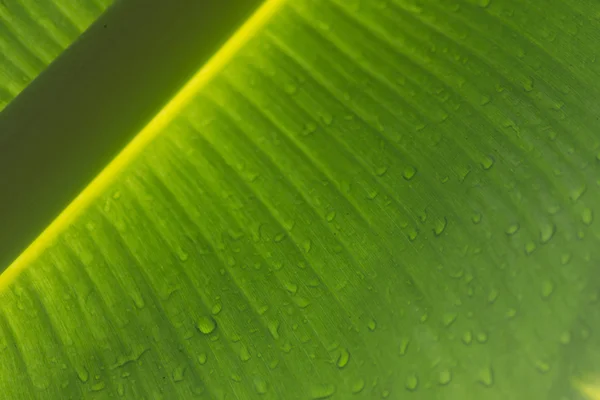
top-left (2, 0), bottom-right (600, 399)
top-left (0, 0), bottom-right (113, 110)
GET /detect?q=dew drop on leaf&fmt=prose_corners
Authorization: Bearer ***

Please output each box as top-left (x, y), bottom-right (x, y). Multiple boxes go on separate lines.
top-left (311, 384), bottom-right (336, 399)
top-left (524, 242), bottom-right (537, 255)
top-left (480, 155), bottom-right (495, 170)
top-left (253, 376), bottom-right (268, 394)
top-left (478, 366), bottom-right (494, 387)
top-left (172, 365), bottom-right (186, 382)
top-left (471, 213), bottom-right (482, 224)
top-left (443, 312), bottom-right (457, 327)
top-left (293, 296), bottom-right (311, 308)
top-left (239, 345), bottom-right (251, 362)
top-left (302, 122), bottom-right (317, 136)
top-left (198, 353), bottom-right (207, 365)
top-left (303, 239), bottom-right (312, 253)
top-left (535, 360), bottom-right (551, 373)
top-left (488, 288), bottom-right (499, 304)
top-left (506, 223), bottom-right (520, 235)
top-left (76, 365), bottom-right (89, 383)
top-left (439, 369), bottom-right (452, 385)
top-left (211, 303), bottom-right (222, 315)
top-left (352, 379), bottom-right (365, 394)
top-left (268, 320), bottom-right (280, 340)
top-left (326, 211), bottom-right (336, 222)
top-left (375, 165), bottom-right (389, 176)
top-left (337, 348), bottom-right (350, 368)
top-left (541, 280), bottom-right (555, 298)
top-left (582, 208), bottom-right (594, 226)
top-left (368, 319), bottom-right (377, 331)
top-left (284, 83), bottom-right (297, 95)
top-left (196, 316), bottom-right (217, 335)
top-left (476, 331), bottom-right (489, 343)
top-left (434, 217), bottom-right (448, 236)
top-left (285, 281), bottom-right (298, 295)
top-left (462, 330), bottom-right (473, 345)
top-left (399, 337), bottom-right (410, 355)
top-left (91, 382), bottom-right (106, 392)
top-left (403, 165), bottom-right (417, 180)
top-left (560, 331), bottom-right (571, 345)
top-left (560, 253), bottom-right (572, 265)
top-left (539, 223), bottom-right (556, 244)
top-left (405, 373), bottom-right (419, 391)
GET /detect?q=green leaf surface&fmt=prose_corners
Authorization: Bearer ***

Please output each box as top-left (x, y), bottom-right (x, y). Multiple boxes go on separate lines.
top-left (2, 0), bottom-right (600, 399)
top-left (0, 0), bottom-right (113, 110)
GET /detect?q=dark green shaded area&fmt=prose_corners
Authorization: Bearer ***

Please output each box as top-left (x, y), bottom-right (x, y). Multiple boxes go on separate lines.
top-left (0, 0), bottom-right (262, 271)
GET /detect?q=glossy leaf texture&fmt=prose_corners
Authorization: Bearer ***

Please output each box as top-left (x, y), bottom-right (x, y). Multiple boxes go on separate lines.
top-left (1, 0), bottom-right (600, 399)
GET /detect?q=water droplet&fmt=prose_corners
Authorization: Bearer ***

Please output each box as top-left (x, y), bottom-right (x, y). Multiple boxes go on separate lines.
top-left (196, 316), bottom-right (217, 335)
top-left (523, 77), bottom-right (534, 92)
top-left (381, 389), bottom-right (391, 398)
top-left (211, 303), bottom-right (222, 315)
top-left (76, 365), bottom-right (89, 383)
top-left (117, 383), bottom-right (125, 396)
top-left (302, 122), bottom-right (318, 136)
top-left (399, 337), bottom-right (410, 355)
top-left (254, 377), bottom-right (269, 394)
top-left (366, 187), bottom-right (379, 200)
top-left (480, 155), bottom-right (495, 170)
top-left (546, 203), bottom-right (561, 215)
top-left (293, 296), bottom-right (311, 308)
top-left (535, 360), bottom-right (551, 373)
top-left (434, 217), bottom-right (448, 236)
top-left (198, 353), bottom-right (208, 365)
top-left (176, 248), bottom-right (189, 262)
top-left (540, 223), bottom-right (556, 244)
top-left (439, 369), bottom-right (452, 385)
top-left (471, 213), bottom-right (482, 224)
top-left (285, 281), bottom-right (298, 294)
top-left (582, 208), bottom-right (594, 226)
top-left (352, 379), bottom-right (365, 394)
top-left (112, 191), bottom-right (121, 200)
top-left (462, 330), bottom-right (473, 345)
top-left (560, 331), bottom-right (571, 345)
top-left (319, 112), bottom-right (334, 125)
top-left (368, 319), bottom-right (377, 331)
top-left (405, 373), bottom-right (419, 391)
top-left (91, 381), bottom-right (106, 392)
top-left (268, 320), bottom-right (280, 340)
top-left (408, 227), bottom-right (419, 242)
top-left (403, 166), bottom-right (417, 180)
top-left (476, 331), bottom-right (488, 343)
top-left (478, 366), bottom-right (494, 387)
top-left (326, 211), bottom-right (336, 222)
top-left (303, 239), bottom-right (312, 253)
top-left (479, 0), bottom-right (491, 8)
top-left (274, 232), bottom-right (286, 242)
top-left (506, 223), bottom-right (520, 235)
top-left (284, 83), bottom-right (297, 95)
top-left (172, 365), bottom-right (186, 382)
top-left (375, 166), bottom-right (389, 176)
top-left (443, 312), bottom-right (457, 327)
top-left (311, 384), bottom-right (336, 399)
top-left (560, 253), bottom-right (572, 265)
top-left (541, 280), bottom-right (554, 298)
top-left (488, 288), bottom-right (499, 304)
top-left (525, 242), bottom-right (537, 255)
top-left (337, 348), bottom-right (350, 368)
top-left (506, 308), bottom-right (517, 318)
top-left (239, 345), bottom-right (251, 362)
